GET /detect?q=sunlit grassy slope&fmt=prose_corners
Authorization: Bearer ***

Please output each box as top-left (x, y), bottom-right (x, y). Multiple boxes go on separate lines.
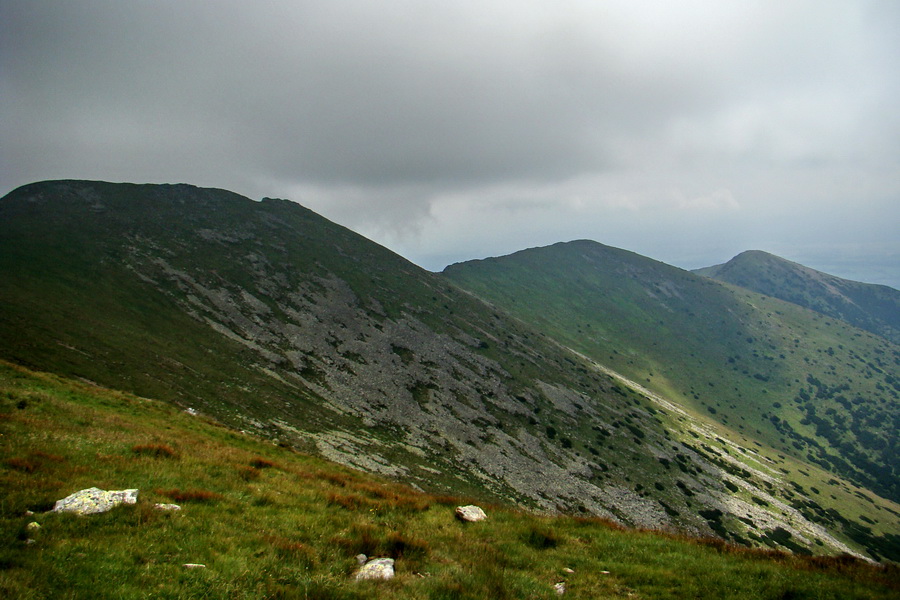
top-left (443, 241), bottom-right (900, 505)
top-left (1, 361), bottom-right (897, 600)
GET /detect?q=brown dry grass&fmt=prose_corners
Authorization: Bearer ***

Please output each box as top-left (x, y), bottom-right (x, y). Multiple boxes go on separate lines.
top-left (154, 488), bottom-right (223, 503)
top-left (249, 456), bottom-right (277, 469)
top-left (131, 443), bottom-right (178, 458)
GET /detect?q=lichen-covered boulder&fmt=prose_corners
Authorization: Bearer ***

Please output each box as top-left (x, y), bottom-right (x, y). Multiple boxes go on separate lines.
top-left (354, 557), bottom-right (395, 580)
top-left (455, 505), bottom-right (487, 522)
top-left (52, 487), bottom-right (138, 515)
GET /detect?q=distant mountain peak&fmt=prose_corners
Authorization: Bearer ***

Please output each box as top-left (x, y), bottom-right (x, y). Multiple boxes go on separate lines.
top-left (694, 251), bottom-right (900, 344)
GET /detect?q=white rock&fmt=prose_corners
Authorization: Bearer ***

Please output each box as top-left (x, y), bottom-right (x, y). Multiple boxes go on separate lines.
top-left (183, 563), bottom-right (206, 569)
top-left (355, 553), bottom-right (368, 565)
top-left (455, 505), bottom-right (487, 522)
top-left (153, 503), bottom-right (182, 511)
top-left (26, 521), bottom-right (41, 531)
top-left (355, 557), bottom-right (395, 581)
top-left (52, 487), bottom-right (139, 515)
top-left (554, 582), bottom-right (566, 595)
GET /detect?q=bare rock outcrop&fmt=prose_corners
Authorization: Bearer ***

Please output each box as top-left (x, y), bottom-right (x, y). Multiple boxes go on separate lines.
top-left (354, 557), bottom-right (395, 580)
top-left (455, 505), bottom-right (487, 522)
top-left (52, 487), bottom-right (138, 515)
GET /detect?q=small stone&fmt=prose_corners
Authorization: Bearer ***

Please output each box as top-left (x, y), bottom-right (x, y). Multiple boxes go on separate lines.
top-left (183, 563), bottom-right (206, 569)
top-left (185, 408), bottom-right (199, 416)
top-left (153, 503), bottom-right (182, 511)
top-left (600, 570), bottom-right (611, 574)
top-left (563, 567), bottom-right (575, 573)
top-left (355, 557), bottom-right (395, 581)
top-left (455, 505), bottom-right (487, 522)
top-left (26, 522), bottom-right (41, 531)
top-left (554, 581), bottom-right (566, 595)
top-left (24, 510), bottom-right (35, 516)
top-left (25, 538), bottom-right (36, 545)
top-left (356, 553), bottom-right (368, 565)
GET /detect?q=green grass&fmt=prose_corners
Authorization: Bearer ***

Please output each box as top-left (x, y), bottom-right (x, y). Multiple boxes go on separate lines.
top-left (1, 361), bottom-right (898, 599)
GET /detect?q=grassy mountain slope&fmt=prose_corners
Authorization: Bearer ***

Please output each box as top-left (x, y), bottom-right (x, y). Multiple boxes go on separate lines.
top-left (694, 250), bottom-right (900, 345)
top-left (2, 180), bottom-right (629, 506)
top-left (1, 181), bottom-right (897, 561)
top-left (0, 180), bottom-right (825, 550)
top-left (443, 241), bottom-right (900, 559)
top-left (2, 361), bottom-right (898, 599)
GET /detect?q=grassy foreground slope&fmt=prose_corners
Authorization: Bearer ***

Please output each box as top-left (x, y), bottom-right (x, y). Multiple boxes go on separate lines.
top-left (694, 250), bottom-right (900, 345)
top-left (1, 361), bottom-right (897, 600)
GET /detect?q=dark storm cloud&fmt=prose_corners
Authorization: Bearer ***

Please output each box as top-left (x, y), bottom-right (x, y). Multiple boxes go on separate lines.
top-left (2, 1), bottom-right (898, 286)
top-left (2, 1), bottom-right (611, 186)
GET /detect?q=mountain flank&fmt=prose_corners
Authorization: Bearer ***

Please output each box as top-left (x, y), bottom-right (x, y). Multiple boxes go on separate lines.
top-left (2, 181), bottom-right (899, 563)
top-left (694, 250), bottom-right (900, 345)
top-left (443, 240), bottom-right (900, 559)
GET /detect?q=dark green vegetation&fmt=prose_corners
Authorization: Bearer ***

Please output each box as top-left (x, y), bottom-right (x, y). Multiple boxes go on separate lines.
top-left (2, 361), bottom-right (897, 599)
top-left (695, 250), bottom-right (900, 345)
top-left (1, 181), bottom-right (898, 566)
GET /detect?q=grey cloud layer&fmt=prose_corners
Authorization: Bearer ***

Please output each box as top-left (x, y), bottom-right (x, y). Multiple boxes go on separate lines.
top-left (2, 1), bottom-right (898, 285)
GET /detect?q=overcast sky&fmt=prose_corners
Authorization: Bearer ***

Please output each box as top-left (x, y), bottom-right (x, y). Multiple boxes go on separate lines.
top-left (2, 1), bottom-right (898, 287)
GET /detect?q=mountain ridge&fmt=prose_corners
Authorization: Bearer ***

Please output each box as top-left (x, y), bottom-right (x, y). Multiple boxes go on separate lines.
top-left (443, 239), bottom-right (899, 560)
top-left (694, 250), bottom-right (900, 344)
top-left (2, 180), bottom-right (898, 562)
top-left (1, 180), bottom-right (704, 521)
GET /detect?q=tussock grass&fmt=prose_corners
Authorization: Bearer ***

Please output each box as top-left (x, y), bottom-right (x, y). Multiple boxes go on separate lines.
top-left (1, 361), bottom-right (897, 599)
top-left (131, 443), bottom-right (178, 458)
top-left (249, 456), bottom-right (277, 469)
top-left (238, 465), bottom-right (262, 481)
top-left (3, 457), bottom-right (38, 473)
top-left (154, 488), bottom-right (223, 504)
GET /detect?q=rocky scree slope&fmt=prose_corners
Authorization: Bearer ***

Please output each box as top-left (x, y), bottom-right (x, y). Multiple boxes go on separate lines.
top-left (0, 181), bottom-right (894, 559)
